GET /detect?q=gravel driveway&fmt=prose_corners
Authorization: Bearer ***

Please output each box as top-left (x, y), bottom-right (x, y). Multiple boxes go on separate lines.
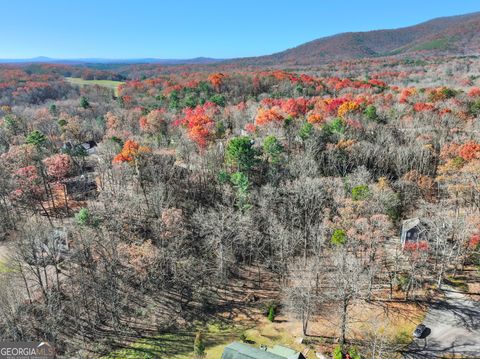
top-left (404, 287), bottom-right (480, 358)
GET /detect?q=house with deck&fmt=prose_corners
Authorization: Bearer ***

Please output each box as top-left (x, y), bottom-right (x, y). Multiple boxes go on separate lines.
top-left (400, 217), bottom-right (425, 248)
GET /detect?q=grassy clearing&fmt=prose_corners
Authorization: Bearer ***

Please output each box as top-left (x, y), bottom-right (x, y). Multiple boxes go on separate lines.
top-left (103, 322), bottom-right (243, 359)
top-left (65, 77), bottom-right (124, 96)
top-left (102, 319), bottom-right (319, 359)
top-left (102, 332), bottom-right (194, 359)
top-left (412, 38), bottom-right (451, 51)
top-left (0, 260), bottom-right (15, 273)
top-left (243, 321), bottom-right (316, 359)
top-left (353, 299), bottom-right (425, 341)
top-left (102, 298), bottom-right (425, 359)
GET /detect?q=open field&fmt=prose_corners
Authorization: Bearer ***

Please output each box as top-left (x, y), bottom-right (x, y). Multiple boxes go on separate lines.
top-left (65, 77), bottom-right (124, 96)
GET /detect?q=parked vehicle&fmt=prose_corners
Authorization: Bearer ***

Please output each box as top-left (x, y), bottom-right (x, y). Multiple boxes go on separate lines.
top-left (413, 324), bottom-right (427, 338)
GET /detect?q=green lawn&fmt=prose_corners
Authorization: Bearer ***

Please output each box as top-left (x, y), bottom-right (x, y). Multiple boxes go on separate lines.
top-left (65, 77), bottom-right (124, 96)
top-left (0, 260), bottom-right (15, 273)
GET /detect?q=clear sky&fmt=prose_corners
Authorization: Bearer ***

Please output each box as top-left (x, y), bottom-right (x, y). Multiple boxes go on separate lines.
top-left (1, 0), bottom-right (479, 59)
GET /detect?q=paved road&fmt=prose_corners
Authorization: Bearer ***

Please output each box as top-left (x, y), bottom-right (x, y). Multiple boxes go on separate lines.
top-left (404, 287), bottom-right (480, 358)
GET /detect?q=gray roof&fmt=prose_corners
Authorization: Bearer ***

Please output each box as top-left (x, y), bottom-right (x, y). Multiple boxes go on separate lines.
top-left (402, 218), bottom-right (420, 232)
top-left (268, 345), bottom-right (305, 359)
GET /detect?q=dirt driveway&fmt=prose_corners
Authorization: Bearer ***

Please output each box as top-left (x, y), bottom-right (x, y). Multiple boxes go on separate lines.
top-left (404, 287), bottom-right (480, 358)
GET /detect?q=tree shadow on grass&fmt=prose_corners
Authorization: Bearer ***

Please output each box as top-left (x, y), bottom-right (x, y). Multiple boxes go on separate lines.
top-left (104, 321), bottom-right (243, 358)
top-left (108, 331), bottom-right (194, 358)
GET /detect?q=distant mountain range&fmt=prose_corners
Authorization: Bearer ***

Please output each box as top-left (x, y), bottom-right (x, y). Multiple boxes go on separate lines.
top-left (0, 56), bottom-right (222, 65)
top-left (2, 11), bottom-right (480, 67)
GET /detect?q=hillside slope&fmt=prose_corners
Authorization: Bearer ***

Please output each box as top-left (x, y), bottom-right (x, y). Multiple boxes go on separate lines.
top-left (234, 12), bottom-right (480, 66)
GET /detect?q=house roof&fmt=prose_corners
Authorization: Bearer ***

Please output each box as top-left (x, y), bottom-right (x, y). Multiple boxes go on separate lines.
top-left (81, 140), bottom-right (97, 150)
top-left (402, 217), bottom-right (420, 232)
top-left (268, 345), bottom-right (305, 359)
top-left (62, 173), bottom-right (96, 184)
top-left (221, 343), bottom-right (302, 359)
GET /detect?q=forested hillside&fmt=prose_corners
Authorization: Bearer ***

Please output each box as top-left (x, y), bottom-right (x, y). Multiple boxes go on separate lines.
top-left (0, 55), bottom-right (479, 358)
top-left (233, 12), bottom-right (480, 65)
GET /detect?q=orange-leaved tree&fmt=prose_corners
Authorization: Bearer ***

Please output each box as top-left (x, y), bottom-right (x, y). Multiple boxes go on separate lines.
top-left (113, 139), bottom-right (149, 165)
top-left (113, 139), bottom-right (151, 210)
top-left (208, 73), bottom-right (226, 91)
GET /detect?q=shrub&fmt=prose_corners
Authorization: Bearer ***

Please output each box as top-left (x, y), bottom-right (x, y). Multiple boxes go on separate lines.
top-left (363, 105), bottom-right (378, 121)
top-left (230, 172), bottom-right (251, 211)
top-left (331, 229), bottom-right (347, 246)
top-left (470, 99), bottom-right (480, 116)
top-left (183, 92), bottom-right (199, 108)
top-left (80, 96), bottom-right (90, 109)
top-left (440, 87), bottom-right (457, 99)
top-left (75, 208), bottom-right (99, 227)
top-left (386, 203), bottom-right (402, 222)
top-left (75, 208), bottom-right (90, 226)
top-left (351, 185), bottom-right (369, 201)
top-left (348, 347), bottom-right (361, 359)
top-left (215, 121), bottom-right (226, 138)
top-left (332, 345), bottom-right (343, 359)
top-left (324, 118), bottom-right (345, 135)
top-left (452, 156), bottom-right (465, 168)
top-left (397, 274), bottom-right (410, 291)
top-left (267, 304), bottom-right (276, 322)
top-left (295, 84), bottom-right (304, 95)
top-left (217, 170), bottom-right (230, 184)
top-left (49, 104), bottom-right (57, 115)
top-left (239, 331), bottom-right (247, 342)
top-left (110, 136), bottom-right (124, 146)
top-left (263, 135), bottom-right (283, 164)
top-left (225, 136), bottom-right (257, 171)
top-left (3, 115), bottom-right (18, 133)
top-left (26, 130), bottom-right (46, 147)
top-left (210, 94), bottom-right (225, 107)
top-left (283, 115), bottom-right (294, 129)
top-left (194, 332), bottom-right (206, 358)
top-left (299, 122), bottom-right (313, 140)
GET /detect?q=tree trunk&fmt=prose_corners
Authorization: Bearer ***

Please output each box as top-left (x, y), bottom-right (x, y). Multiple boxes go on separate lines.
top-left (39, 201), bottom-right (53, 227)
top-left (437, 262), bottom-right (445, 290)
top-left (62, 183), bottom-right (69, 216)
top-left (302, 308), bottom-right (310, 336)
top-left (340, 297), bottom-right (348, 347)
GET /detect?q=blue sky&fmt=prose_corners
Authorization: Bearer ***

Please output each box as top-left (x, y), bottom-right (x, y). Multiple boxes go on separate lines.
top-left (1, 0), bottom-right (479, 59)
